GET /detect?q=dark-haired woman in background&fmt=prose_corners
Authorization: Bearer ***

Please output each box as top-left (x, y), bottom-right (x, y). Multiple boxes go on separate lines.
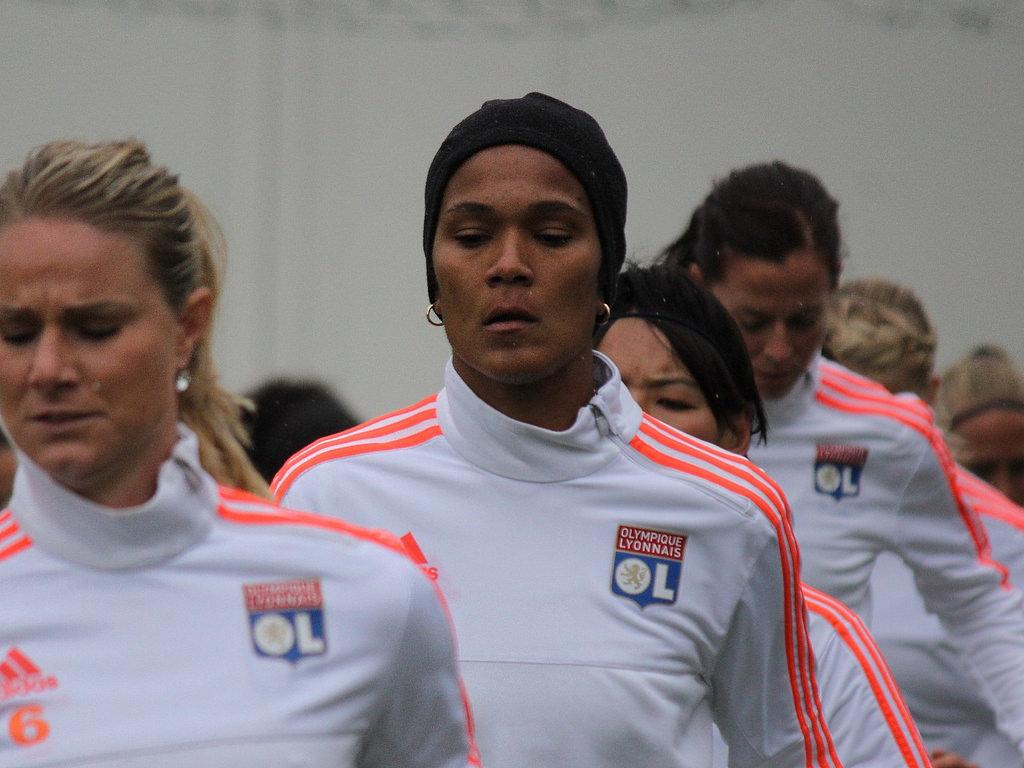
top-left (596, 263), bottom-right (929, 768)
top-left (662, 159), bottom-right (1024, 762)
top-left (0, 139), bottom-right (473, 768)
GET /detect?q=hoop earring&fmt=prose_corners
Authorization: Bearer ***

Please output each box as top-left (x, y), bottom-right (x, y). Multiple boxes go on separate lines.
top-left (596, 303), bottom-right (611, 326)
top-left (426, 303), bottom-right (444, 327)
top-left (175, 369), bottom-right (191, 393)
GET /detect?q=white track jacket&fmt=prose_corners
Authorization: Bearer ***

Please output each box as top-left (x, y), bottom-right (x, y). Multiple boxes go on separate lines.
top-left (749, 356), bottom-right (1024, 756)
top-left (872, 467), bottom-right (1024, 766)
top-left (275, 355), bottom-right (841, 768)
top-left (0, 428), bottom-right (473, 768)
top-left (714, 584), bottom-right (930, 768)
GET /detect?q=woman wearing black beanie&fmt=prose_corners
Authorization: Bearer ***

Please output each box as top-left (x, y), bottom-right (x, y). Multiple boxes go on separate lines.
top-left (274, 94), bottom-right (836, 768)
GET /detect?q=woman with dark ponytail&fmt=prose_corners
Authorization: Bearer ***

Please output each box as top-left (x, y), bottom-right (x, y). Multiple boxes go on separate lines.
top-left (665, 159), bottom-right (1024, 764)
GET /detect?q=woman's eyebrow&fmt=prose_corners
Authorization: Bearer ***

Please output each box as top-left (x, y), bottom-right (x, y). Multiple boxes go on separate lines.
top-left (441, 201), bottom-right (494, 217)
top-left (441, 200), bottom-right (587, 218)
top-left (63, 302), bottom-right (134, 320)
top-left (526, 200), bottom-right (587, 217)
top-left (646, 375), bottom-right (701, 389)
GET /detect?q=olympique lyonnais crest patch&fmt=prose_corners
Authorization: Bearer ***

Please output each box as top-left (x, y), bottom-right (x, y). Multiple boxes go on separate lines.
top-left (244, 578), bottom-right (327, 662)
top-left (814, 444), bottom-right (869, 500)
top-left (611, 525), bottom-right (686, 608)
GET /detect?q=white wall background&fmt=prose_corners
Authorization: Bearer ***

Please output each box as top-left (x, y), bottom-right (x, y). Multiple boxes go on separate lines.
top-left (1, 0), bottom-right (1021, 419)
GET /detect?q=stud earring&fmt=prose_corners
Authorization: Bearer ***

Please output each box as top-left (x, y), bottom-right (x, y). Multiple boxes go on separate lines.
top-left (175, 369), bottom-right (191, 393)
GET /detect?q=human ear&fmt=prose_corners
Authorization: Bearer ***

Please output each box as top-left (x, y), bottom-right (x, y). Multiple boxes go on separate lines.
top-left (719, 414), bottom-right (752, 456)
top-left (175, 287), bottom-right (213, 370)
top-left (687, 263), bottom-right (705, 285)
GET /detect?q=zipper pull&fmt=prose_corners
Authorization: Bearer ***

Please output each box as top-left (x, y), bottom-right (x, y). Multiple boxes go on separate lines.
top-left (590, 403), bottom-right (612, 437)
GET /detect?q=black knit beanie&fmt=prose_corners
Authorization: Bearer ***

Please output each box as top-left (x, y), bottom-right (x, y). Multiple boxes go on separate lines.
top-left (423, 92), bottom-right (628, 304)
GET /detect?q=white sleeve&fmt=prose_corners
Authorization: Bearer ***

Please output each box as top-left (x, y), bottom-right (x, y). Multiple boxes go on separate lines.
top-left (804, 590), bottom-right (929, 767)
top-left (893, 431), bottom-right (1024, 755)
top-left (358, 567), bottom-right (477, 768)
top-left (711, 535), bottom-right (838, 768)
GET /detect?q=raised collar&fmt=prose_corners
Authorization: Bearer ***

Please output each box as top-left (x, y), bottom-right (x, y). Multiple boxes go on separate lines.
top-left (761, 353), bottom-right (822, 429)
top-left (436, 352), bottom-right (642, 482)
top-left (8, 425), bottom-right (218, 570)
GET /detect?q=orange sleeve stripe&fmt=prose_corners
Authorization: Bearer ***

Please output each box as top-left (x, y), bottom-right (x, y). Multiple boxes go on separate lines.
top-left (217, 493), bottom-right (408, 557)
top-left (274, 398), bottom-right (439, 482)
top-left (956, 468), bottom-right (1024, 529)
top-left (637, 418), bottom-right (811, 626)
top-left (272, 424), bottom-right (443, 501)
top-left (0, 512), bottom-right (32, 561)
top-left (978, 502), bottom-right (1024, 530)
top-left (803, 585), bottom-right (930, 768)
top-left (820, 367), bottom-right (934, 423)
top-left (819, 363), bottom-right (884, 389)
top-left (217, 488), bottom-right (480, 764)
top-left (819, 375), bottom-right (933, 433)
top-left (638, 422), bottom-right (841, 768)
top-left (631, 429), bottom-right (838, 768)
top-left (417, 553), bottom-right (482, 766)
top-left (0, 534), bottom-right (31, 562)
top-left (639, 416), bottom-right (791, 512)
top-left (957, 473), bottom-right (1016, 514)
top-left (816, 388), bottom-right (1010, 589)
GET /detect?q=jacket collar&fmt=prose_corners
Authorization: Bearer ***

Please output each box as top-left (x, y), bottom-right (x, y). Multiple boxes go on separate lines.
top-left (436, 352), bottom-right (642, 482)
top-left (8, 425), bottom-right (218, 570)
top-left (761, 353), bottom-right (822, 429)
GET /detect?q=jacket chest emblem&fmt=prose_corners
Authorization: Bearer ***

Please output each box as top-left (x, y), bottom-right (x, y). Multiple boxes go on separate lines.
top-left (244, 578), bottom-right (327, 662)
top-left (611, 525), bottom-right (686, 607)
top-left (814, 444), bottom-right (869, 500)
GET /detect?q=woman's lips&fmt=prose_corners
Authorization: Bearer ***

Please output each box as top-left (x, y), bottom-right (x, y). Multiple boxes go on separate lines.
top-left (30, 411), bottom-right (101, 429)
top-left (483, 307), bottom-right (538, 332)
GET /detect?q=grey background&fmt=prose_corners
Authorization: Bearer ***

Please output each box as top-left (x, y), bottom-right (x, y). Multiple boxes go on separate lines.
top-left (2, 0), bottom-right (1021, 418)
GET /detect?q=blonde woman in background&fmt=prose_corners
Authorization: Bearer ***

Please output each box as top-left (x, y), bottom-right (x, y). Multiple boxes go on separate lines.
top-left (0, 140), bottom-right (474, 768)
top-left (826, 277), bottom-right (1024, 768)
top-left (937, 346), bottom-right (1024, 507)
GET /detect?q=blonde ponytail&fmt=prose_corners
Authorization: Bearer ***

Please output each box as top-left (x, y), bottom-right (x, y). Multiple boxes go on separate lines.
top-left (824, 277), bottom-right (936, 399)
top-left (0, 139), bottom-right (269, 498)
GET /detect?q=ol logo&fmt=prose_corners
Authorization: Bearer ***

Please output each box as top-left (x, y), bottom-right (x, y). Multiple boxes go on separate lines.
top-left (611, 525), bottom-right (686, 608)
top-left (814, 444), bottom-right (869, 500)
top-left (244, 578), bottom-right (327, 662)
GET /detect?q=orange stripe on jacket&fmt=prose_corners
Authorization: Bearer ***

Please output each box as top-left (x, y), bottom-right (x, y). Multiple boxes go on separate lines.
top-left (0, 519), bottom-right (18, 542)
top-left (0, 511), bottom-right (31, 561)
top-left (819, 373), bottom-right (933, 433)
top-left (631, 428), bottom-right (838, 768)
top-left (218, 487), bottom-right (407, 555)
top-left (217, 486), bottom-right (480, 763)
top-left (272, 424), bottom-right (443, 502)
top-left (820, 366), bottom-right (934, 422)
top-left (957, 468), bottom-right (1024, 531)
top-left (637, 414), bottom-right (834, 754)
top-left (816, 369), bottom-right (1010, 590)
top-left (803, 584), bottom-right (930, 768)
top-left (0, 529), bottom-right (31, 562)
top-left (275, 395), bottom-right (439, 484)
